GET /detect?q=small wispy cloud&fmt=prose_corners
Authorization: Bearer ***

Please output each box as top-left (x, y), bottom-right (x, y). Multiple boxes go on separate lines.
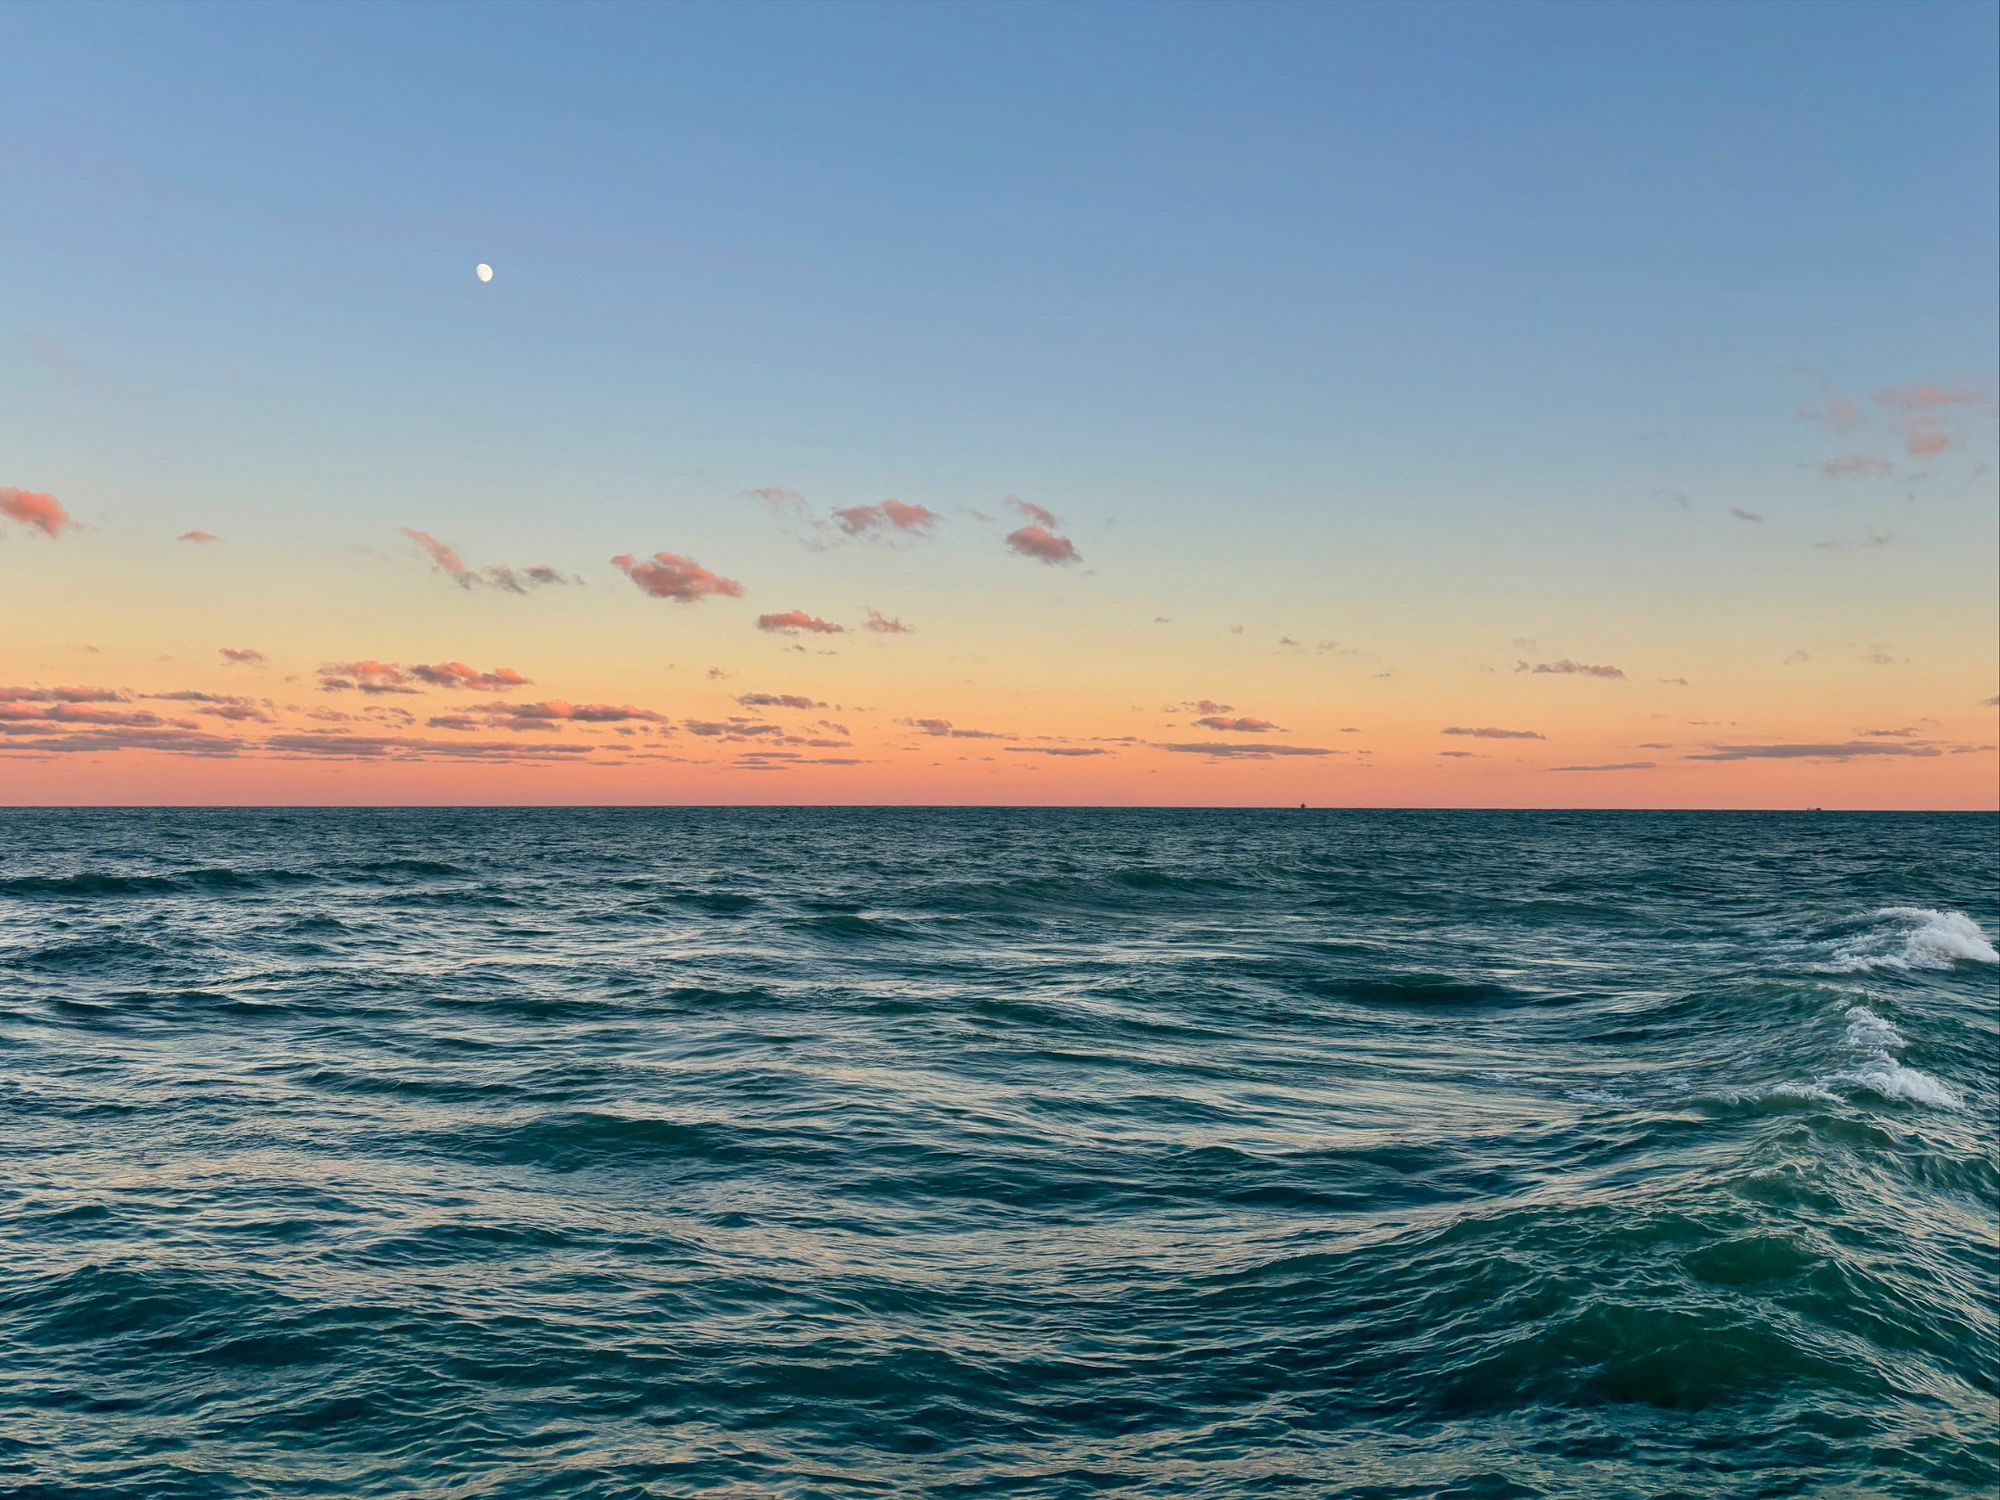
top-left (1872, 382), bottom-right (1986, 411)
top-left (1902, 421), bottom-right (1950, 457)
top-left (1006, 524), bottom-right (1079, 565)
top-left (833, 500), bottom-right (940, 538)
top-left (0, 685), bottom-right (127, 704)
top-left (407, 662), bottom-right (532, 691)
top-left (1817, 455), bottom-right (1893, 480)
top-left (863, 609), bottom-right (913, 634)
top-left (1515, 659), bottom-right (1624, 680)
top-left (1798, 393), bottom-right (1865, 433)
top-left (1442, 726), bottom-right (1546, 740)
top-left (1154, 741), bottom-right (1334, 759)
top-left (218, 647), bottom-right (265, 666)
top-left (317, 660), bottom-right (421, 695)
top-left (612, 551), bottom-right (744, 602)
top-left (756, 609), bottom-right (843, 634)
top-left (1687, 740), bottom-right (1941, 761)
top-left (178, 529), bottom-right (221, 544)
top-left (1, 486), bottom-right (71, 537)
top-left (403, 529), bottom-right (575, 592)
top-left (1193, 715), bottom-right (1283, 733)
top-left (1549, 761), bottom-right (1656, 772)
top-left (904, 717), bottom-right (1011, 740)
top-left (474, 700), bottom-right (666, 726)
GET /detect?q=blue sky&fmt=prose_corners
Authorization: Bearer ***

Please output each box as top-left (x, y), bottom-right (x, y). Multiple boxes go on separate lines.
top-left (2, 0), bottom-right (1995, 805)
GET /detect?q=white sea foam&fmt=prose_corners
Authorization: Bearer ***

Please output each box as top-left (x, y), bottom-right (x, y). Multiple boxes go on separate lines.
top-left (1826, 908), bottom-right (1999, 972)
top-left (1823, 1001), bottom-right (1961, 1109)
top-left (1761, 1079), bottom-right (1840, 1104)
top-left (1729, 1000), bottom-right (1962, 1111)
top-left (1836, 1060), bottom-right (1962, 1110)
top-left (1842, 1004), bottom-right (1904, 1051)
top-left (1566, 1087), bottom-right (1627, 1105)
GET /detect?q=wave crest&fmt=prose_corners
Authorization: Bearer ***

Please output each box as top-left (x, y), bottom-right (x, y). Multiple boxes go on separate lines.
top-left (1827, 908), bottom-right (1998, 972)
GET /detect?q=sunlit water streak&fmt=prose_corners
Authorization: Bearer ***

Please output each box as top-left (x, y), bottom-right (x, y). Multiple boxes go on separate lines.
top-left (1, 809), bottom-right (1994, 1497)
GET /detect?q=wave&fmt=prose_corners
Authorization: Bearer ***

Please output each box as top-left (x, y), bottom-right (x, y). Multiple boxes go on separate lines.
top-left (1830, 1005), bottom-right (1960, 1109)
top-left (1825, 907), bottom-right (1998, 972)
top-left (1731, 1004), bottom-right (1962, 1112)
top-left (1, 871), bottom-right (187, 898)
top-left (0, 866), bottom-right (312, 898)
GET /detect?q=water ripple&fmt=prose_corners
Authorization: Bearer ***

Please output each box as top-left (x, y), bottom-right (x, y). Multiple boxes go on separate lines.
top-left (0, 808), bottom-right (1994, 1497)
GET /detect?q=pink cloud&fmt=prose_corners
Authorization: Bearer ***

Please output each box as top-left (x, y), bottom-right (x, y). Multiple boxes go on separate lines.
top-left (1903, 421), bottom-right (1950, 457)
top-left (401, 527), bottom-right (467, 577)
top-left (408, 662), bottom-right (532, 691)
top-left (1, 487), bottom-right (72, 537)
top-left (864, 609), bottom-right (913, 634)
top-left (832, 500), bottom-right (941, 537)
top-left (403, 529), bottom-right (575, 592)
top-left (1798, 395), bottom-right (1864, 432)
top-left (1008, 497), bottom-right (1059, 528)
top-left (757, 609), bottom-right (844, 634)
top-left (612, 551), bottom-right (745, 602)
top-left (218, 647), bottom-right (266, 666)
top-left (1194, 715), bottom-right (1283, 733)
top-left (1442, 726), bottom-right (1546, 740)
top-left (1819, 455), bottom-right (1893, 479)
top-left (1005, 524), bottom-right (1079, 565)
top-left (1872, 383), bottom-right (1985, 410)
top-left (178, 530), bottom-right (221, 544)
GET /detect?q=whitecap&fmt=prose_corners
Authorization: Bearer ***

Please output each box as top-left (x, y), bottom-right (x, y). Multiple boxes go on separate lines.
top-left (1834, 1060), bottom-right (1962, 1110)
top-left (1566, 1087), bottom-right (1626, 1104)
top-left (1842, 1004), bottom-right (1904, 1051)
top-left (1825, 907), bottom-right (1999, 972)
top-left (1824, 999), bottom-right (1961, 1109)
top-left (1765, 1080), bottom-right (1840, 1104)
top-left (1723, 999), bottom-right (1962, 1111)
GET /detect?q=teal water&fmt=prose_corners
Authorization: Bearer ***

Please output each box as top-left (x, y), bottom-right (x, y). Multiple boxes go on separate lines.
top-left (1, 809), bottom-right (1995, 1497)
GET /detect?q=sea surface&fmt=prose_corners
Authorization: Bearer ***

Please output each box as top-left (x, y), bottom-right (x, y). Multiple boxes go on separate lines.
top-left (0, 809), bottom-right (1995, 1498)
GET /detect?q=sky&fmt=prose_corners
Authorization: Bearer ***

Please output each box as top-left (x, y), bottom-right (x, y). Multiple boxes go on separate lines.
top-left (2, 0), bottom-right (1996, 808)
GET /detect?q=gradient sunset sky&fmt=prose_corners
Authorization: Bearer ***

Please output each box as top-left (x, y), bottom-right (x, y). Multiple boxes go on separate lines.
top-left (3, 0), bottom-right (1996, 807)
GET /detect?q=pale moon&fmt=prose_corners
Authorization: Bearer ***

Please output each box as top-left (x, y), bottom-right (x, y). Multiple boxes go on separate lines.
top-left (475, 263), bottom-right (493, 283)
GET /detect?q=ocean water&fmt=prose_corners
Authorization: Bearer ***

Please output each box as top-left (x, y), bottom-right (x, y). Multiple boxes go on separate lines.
top-left (1, 808), bottom-right (1995, 1499)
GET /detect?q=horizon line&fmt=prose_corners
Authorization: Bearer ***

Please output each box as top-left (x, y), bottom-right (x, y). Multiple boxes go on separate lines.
top-left (3, 803), bottom-right (1994, 815)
